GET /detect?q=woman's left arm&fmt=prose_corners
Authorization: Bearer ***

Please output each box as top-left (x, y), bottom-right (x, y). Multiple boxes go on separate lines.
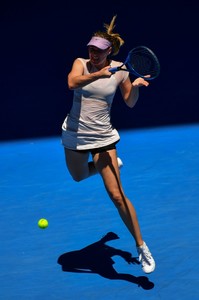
top-left (119, 77), bottom-right (149, 108)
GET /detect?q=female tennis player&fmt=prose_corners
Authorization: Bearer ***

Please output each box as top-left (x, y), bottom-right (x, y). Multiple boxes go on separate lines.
top-left (61, 15), bottom-right (155, 274)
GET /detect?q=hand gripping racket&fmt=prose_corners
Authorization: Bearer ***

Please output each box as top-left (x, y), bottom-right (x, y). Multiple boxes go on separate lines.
top-left (109, 46), bottom-right (160, 80)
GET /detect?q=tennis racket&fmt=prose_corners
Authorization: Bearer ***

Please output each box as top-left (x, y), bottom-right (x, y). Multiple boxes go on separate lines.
top-left (109, 45), bottom-right (160, 80)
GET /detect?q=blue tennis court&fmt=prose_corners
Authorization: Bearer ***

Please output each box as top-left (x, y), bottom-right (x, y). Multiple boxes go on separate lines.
top-left (0, 124), bottom-right (199, 299)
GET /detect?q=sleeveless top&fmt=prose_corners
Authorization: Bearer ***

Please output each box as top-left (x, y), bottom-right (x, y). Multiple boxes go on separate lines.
top-left (61, 58), bottom-right (129, 150)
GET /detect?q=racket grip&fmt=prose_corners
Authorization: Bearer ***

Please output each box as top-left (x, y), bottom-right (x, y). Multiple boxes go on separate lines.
top-left (109, 67), bottom-right (119, 73)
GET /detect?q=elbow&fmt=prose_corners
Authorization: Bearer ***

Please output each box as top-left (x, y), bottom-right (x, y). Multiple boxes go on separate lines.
top-left (67, 82), bottom-right (76, 90)
top-left (68, 84), bottom-right (75, 90)
top-left (126, 102), bottom-right (135, 108)
top-left (125, 98), bottom-right (138, 108)
top-left (67, 76), bottom-right (77, 90)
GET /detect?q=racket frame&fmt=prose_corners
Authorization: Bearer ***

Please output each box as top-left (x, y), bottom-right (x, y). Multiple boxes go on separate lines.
top-left (109, 46), bottom-right (160, 80)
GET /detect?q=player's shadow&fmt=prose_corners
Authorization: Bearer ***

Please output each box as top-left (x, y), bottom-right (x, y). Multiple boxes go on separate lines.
top-left (57, 232), bottom-right (154, 290)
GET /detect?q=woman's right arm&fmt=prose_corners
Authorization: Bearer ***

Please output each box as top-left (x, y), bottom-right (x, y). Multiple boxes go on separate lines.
top-left (67, 59), bottom-right (111, 90)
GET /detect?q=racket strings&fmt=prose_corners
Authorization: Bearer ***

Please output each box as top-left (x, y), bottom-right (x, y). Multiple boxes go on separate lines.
top-left (128, 47), bottom-right (160, 79)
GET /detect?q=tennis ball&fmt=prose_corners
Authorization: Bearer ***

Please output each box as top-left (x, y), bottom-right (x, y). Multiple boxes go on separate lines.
top-left (38, 218), bottom-right (48, 229)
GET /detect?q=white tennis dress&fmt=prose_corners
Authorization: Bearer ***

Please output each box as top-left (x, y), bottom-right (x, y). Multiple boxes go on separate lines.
top-left (61, 58), bottom-right (129, 150)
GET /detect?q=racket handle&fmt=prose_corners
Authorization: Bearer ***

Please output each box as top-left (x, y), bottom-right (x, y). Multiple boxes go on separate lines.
top-left (109, 67), bottom-right (119, 73)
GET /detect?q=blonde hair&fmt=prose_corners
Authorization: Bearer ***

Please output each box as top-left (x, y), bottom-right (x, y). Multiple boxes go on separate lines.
top-left (93, 15), bottom-right (124, 56)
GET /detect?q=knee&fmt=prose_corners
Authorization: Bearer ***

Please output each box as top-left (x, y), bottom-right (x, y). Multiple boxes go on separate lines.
top-left (66, 164), bottom-right (89, 182)
top-left (109, 190), bottom-right (125, 209)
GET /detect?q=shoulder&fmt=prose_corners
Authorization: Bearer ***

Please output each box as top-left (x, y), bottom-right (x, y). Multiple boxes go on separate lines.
top-left (70, 58), bottom-right (90, 75)
top-left (76, 58), bottom-right (89, 65)
top-left (71, 58), bottom-right (89, 70)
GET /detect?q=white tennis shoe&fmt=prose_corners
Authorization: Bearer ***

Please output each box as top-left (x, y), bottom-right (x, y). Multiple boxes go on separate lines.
top-left (117, 157), bottom-right (123, 169)
top-left (137, 241), bottom-right (155, 274)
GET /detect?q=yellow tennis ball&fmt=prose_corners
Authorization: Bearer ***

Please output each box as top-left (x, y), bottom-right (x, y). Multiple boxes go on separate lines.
top-left (38, 218), bottom-right (48, 229)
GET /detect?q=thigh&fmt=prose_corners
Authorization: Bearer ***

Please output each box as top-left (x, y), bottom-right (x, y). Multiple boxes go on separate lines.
top-left (64, 148), bottom-right (90, 181)
top-left (92, 149), bottom-right (123, 195)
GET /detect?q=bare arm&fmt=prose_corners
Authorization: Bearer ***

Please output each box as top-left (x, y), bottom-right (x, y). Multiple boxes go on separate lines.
top-left (67, 59), bottom-right (112, 90)
top-left (119, 76), bottom-right (149, 108)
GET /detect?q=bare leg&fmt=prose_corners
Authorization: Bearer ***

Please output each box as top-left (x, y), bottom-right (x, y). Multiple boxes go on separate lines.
top-left (64, 148), bottom-right (97, 181)
top-left (92, 149), bottom-right (143, 247)
top-left (64, 147), bottom-right (143, 246)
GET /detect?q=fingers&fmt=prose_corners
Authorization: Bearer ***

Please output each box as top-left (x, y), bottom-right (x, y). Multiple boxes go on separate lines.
top-left (132, 77), bottom-right (150, 87)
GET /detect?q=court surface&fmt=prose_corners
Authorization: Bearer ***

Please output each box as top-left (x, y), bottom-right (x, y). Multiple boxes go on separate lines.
top-left (0, 124), bottom-right (199, 300)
